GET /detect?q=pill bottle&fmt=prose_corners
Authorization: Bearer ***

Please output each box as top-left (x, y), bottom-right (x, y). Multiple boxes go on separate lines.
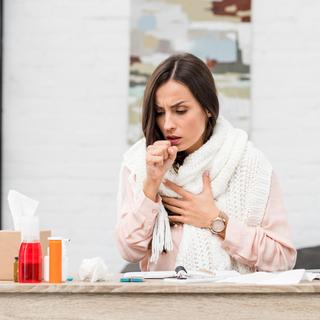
top-left (48, 237), bottom-right (62, 283)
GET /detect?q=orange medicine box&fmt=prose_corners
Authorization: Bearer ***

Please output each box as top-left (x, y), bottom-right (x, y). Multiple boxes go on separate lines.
top-left (0, 230), bottom-right (51, 280)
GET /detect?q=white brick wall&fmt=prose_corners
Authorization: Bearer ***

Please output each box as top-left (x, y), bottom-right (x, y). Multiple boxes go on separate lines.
top-left (2, 0), bottom-right (320, 275)
top-left (251, 0), bottom-right (320, 248)
top-left (3, 0), bottom-right (130, 274)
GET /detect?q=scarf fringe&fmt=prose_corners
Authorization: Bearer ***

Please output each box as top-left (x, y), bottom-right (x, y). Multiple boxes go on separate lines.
top-left (150, 202), bottom-right (173, 263)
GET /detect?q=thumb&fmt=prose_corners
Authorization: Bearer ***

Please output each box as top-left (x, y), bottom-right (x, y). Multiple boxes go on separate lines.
top-left (168, 146), bottom-right (178, 161)
top-left (202, 171), bottom-right (212, 193)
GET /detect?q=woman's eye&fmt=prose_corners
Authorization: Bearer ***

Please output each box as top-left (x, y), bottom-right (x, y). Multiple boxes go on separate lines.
top-left (155, 109), bottom-right (187, 115)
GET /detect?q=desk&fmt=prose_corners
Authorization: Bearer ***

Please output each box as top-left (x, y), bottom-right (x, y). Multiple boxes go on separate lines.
top-left (0, 279), bottom-right (320, 319)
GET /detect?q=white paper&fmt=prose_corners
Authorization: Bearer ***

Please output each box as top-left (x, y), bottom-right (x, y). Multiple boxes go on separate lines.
top-left (164, 277), bottom-right (218, 283)
top-left (124, 269), bottom-right (319, 284)
top-left (303, 271), bottom-right (320, 281)
top-left (163, 270), bottom-right (240, 283)
top-left (123, 270), bottom-right (240, 281)
top-left (123, 271), bottom-right (176, 279)
top-left (216, 269), bottom-right (307, 285)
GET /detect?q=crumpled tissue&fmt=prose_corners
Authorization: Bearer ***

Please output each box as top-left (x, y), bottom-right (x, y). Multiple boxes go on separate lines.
top-left (78, 257), bottom-right (113, 282)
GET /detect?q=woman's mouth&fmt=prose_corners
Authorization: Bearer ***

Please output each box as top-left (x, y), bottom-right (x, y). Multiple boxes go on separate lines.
top-left (167, 136), bottom-right (182, 146)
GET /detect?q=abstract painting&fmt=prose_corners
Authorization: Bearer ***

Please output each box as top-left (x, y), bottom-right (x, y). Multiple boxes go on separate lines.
top-left (129, 0), bottom-right (252, 144)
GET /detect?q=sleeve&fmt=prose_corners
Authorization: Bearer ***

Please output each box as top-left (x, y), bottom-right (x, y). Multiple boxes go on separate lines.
top-left (221, 171), bottom-right (297, 271)
top-left (115, 164), bottom-right (161, 263)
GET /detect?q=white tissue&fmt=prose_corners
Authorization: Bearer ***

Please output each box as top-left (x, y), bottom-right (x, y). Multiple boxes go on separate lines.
top-left (8, 190), bottom-right (39, 230)
top-left (78, 257), bottom-right (112, 282)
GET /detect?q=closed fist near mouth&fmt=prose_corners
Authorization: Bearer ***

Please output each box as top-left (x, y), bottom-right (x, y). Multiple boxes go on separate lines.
top-left (146, 140), bottom-right (178, 182)
top-left (143, 140), bottom-right (178, 202)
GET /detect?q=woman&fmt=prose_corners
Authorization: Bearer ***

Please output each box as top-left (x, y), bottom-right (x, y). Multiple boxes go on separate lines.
top-left (116, 53), bottom-right (296, 273)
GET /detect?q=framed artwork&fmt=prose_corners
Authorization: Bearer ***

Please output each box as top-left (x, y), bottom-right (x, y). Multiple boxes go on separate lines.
top-left (128, 0), bottom-right (252, 144)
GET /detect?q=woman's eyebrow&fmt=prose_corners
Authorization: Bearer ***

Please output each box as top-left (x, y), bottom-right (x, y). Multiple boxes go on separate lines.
top-left (155, 100), bottom-right (188, 109)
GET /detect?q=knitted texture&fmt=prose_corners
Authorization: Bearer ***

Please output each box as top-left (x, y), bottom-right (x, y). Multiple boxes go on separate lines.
top-left (122, 116), bottom-right (272, 273)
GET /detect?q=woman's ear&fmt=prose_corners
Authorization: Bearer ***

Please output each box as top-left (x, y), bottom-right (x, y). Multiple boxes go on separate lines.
top-left (206, 111), bottom-right (212, 117)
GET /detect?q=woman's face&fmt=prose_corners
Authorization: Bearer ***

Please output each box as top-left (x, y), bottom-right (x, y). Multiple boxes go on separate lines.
top-left (155, 80), bottom-right (209, 154)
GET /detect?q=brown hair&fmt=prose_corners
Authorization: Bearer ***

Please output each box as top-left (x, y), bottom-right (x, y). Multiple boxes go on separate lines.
top-left (142, 52), bottom-right (219, 172)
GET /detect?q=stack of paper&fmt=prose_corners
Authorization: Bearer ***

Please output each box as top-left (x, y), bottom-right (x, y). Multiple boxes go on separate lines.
top-left (123, 269), bottom-right (320, 285)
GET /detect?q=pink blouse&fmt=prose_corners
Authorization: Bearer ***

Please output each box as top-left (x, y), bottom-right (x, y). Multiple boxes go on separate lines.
top-left (116, 166), bottom-right (297, 272)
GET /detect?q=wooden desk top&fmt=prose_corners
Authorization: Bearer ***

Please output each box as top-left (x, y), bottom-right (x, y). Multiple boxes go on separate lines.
top-left (0, 279), bottom-right (320, 294)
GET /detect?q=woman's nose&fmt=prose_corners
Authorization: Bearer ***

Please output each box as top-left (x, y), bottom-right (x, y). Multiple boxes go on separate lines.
top-left (163, 113), bottom-right (175, 131)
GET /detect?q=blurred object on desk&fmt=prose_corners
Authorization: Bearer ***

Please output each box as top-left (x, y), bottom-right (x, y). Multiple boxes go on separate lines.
top-left (294, 246), bottom-right (320, 269)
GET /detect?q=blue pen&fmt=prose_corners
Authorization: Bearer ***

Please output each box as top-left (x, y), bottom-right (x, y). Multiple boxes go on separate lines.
top-left (131, 277), bottom-right (144, 282)
top-left (120, 277), bottom-right (144, 282)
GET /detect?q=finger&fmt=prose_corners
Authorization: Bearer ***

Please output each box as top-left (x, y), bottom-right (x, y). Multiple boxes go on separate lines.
top-left (153, 140), bottom-right (171, 147)
top-left (148, 145), bottom-right (169, 160)
top-left (153, 140), bottom-right (170, 159)
top-left (168, 146), bottom-right (178, 160)
top-left (152, 141), bottom-right (174, 161)
top-left (168, 215), bottom-right (185, 224)
top-left (146, 155), bottom-right (163, 166)
top-left (163, 179), bottom-right (190, 199)
top-left (159, 145), bottom-right (169, 160)
top-left (163, 204), bottom-right (185, 216)
top-left (202, 171), bottom-right (212, 194)
top-left (162, 196), bottom-right (185, 209)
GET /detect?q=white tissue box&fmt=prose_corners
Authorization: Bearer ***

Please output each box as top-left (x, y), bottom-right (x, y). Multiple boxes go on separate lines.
top-left (0, 230), bottom-right (51, 280)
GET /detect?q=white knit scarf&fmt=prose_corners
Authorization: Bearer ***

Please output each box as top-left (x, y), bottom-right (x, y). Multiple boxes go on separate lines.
top-left (122, 116), bottom-right (272, 273)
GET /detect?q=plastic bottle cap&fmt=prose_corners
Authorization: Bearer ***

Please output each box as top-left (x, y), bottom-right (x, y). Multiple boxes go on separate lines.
top-left (20, 216), bottom-right (40, 242)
